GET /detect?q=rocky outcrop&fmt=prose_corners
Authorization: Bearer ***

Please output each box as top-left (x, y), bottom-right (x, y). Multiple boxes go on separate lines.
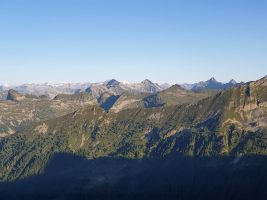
top-left (6, 90), bottom-right (25, 101)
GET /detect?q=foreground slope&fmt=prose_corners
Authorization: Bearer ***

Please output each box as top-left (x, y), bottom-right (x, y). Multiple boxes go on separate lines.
top-left (1, 154), bottom-right (267, 200)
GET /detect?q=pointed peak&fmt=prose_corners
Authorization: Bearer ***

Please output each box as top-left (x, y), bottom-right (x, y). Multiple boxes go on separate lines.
top-left (142, 79), bottom-right (154, 85)
top-left (168, 84), bottom-right (185, 91)
top-left (160, 83), bottom-right (171, 90)
top-left (228, 79), bottom-right (237, 84)
top-left (207, 77), bottom-right (217, 82)
top-left (105, 79), bottom-right (120, 88)
top-left (105, 79), bottom-right (119, 84)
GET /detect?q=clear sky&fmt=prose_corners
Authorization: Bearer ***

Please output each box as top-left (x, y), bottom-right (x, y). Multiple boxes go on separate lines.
top-left (0, 0), bottom-right (266, 85)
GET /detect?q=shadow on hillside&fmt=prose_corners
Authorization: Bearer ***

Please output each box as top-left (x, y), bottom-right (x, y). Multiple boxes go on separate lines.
top-left (1, 154), bottom-right (267, 200)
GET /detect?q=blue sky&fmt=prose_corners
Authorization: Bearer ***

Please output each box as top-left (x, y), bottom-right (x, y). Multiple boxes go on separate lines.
top-left (0, 0), bottom-right (266, 85)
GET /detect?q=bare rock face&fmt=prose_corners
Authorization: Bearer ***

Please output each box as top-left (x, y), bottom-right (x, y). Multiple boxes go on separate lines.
top-left (105, 79), bottom-right (120, 89)
top-left (141, 79), bottom-right (162, 93)
top-left (6, 89), bottom-right (25, 101)
top-left (97, 92), bottom-right (120, 111)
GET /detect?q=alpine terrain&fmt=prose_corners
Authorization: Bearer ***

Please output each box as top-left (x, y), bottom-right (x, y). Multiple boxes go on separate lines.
top-left (0, 76), bottom-right (266, 199)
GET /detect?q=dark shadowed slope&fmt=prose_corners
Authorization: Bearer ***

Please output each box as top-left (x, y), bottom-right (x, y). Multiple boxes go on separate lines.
top-left (1, 153), bottom-right (267, 200)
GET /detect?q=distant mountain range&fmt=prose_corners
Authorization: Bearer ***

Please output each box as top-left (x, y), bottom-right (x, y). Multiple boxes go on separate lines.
top-left (0, 82), bottom-right (92, 98)
top-left (0, 78), bottom-right (240, 99)
top-left (180, 77), bottom-right (240, 91)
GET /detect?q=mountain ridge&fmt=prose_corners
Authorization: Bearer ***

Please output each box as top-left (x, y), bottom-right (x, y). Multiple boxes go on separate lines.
top-left (181, 78), bottom-right (240, 91)
top-left (0, 77), bottom-right (242, 99)
top-left (0, 75), bottom-right (266, 182)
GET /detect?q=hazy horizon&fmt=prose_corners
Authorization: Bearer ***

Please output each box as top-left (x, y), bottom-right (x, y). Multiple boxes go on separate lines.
top-left (1, 75), bottom-right (267, 87)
